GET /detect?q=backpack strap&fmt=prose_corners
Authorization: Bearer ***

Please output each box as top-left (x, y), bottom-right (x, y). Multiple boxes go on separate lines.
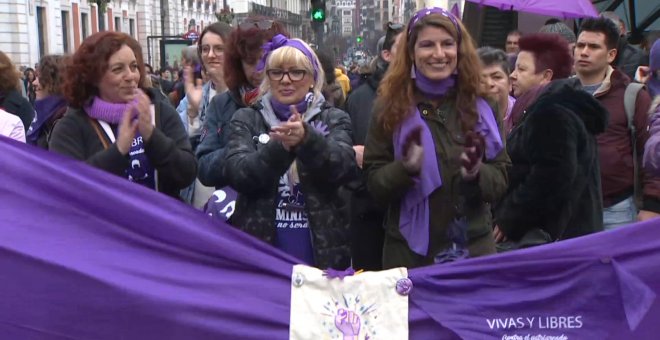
top-left (624, 82), bottom-right (645, 207)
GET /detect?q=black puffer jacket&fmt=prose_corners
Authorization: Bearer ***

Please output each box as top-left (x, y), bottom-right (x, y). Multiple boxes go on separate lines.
top-left (496, 80), bottom-right (609, 241)
top-left (223, 94), bottom-right (357, 269)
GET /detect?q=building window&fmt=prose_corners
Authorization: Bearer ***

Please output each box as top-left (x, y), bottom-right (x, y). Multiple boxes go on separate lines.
top-left (36, 6), bottom-right (47, 58)
top-left (61, 11), bottom-right (70, 53)
top-left (115, 17), bottom-right (121, 32)
top-left (129, 18), bottom-right (135, 37)
top-left (81, 12), bottom-right (89, 39)
top-left (344, 10), bottom-right (350, 15)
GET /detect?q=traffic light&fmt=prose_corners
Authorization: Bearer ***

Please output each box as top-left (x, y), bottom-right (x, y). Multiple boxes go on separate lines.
top-left (356, 36), bottom-right (363, 43)
top-left (311, 0), bottom-right (326, 22)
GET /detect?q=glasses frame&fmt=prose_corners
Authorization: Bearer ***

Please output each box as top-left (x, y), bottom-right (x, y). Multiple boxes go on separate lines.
top-left (266, 69), bottom-right (308, 82)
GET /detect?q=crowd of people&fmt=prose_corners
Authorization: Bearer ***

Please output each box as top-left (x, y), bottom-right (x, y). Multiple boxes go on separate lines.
top-left (1, 8), bottom-right (659, 271)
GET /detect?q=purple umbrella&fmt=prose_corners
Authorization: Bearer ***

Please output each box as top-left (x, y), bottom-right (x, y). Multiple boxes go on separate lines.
top-left (450, 3), bottom-right (461, 19)
top-left (465, 0), bottom-right (598, 19)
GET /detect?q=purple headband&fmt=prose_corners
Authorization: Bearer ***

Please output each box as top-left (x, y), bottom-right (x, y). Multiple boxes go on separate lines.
top-left (256, 34), bottom-right (319, 80)
top-left (407, 7), bottom-right (462, 44)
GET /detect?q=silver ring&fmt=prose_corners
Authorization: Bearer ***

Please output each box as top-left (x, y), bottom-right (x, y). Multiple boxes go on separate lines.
top-left (287, 129), bottom-right (292, 136)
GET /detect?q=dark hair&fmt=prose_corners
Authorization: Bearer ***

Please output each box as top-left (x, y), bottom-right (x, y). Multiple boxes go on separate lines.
top-left (196, 22), bottom-right (232, 64)
top-left (544, 18), bottom-right (561, 25)
top-left (477, 46), bottom-right (510, 75)
top-left (224, 17), bottom-right (288, 92)
top-left (507, 30), bottom-right (522, 37)
top-left (314, 48), bottom-right (337, 85)
top-left (62, 31), bottom-right (146, 108)
top-left (144, 63), bottom-right (154, 74)
top-left (579, 17), bottom-right (620, 50)
top-left (518, 33), bottom-right (573, 80)
top-left (383, 24), bottom-right (404, 51)
top-left (36, 54), bottom-right (70, 96)
top-left (0, 51), bottom-right (21, 93)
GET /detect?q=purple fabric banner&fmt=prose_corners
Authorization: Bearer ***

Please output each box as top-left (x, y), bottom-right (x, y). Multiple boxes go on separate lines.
top-left (1, 136), bottom-right (660, 339)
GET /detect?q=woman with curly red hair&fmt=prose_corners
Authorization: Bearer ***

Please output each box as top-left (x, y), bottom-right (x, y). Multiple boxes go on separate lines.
top-left (196, 18), bottom-right (288, 199)
top-left (49, 31), bottom-right (196, 199)
top-left (363, 7), bottom-right (510, 269)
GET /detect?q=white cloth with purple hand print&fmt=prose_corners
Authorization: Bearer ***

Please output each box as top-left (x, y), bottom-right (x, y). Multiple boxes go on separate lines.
top-left (289, 265), bottom-right (409, 339)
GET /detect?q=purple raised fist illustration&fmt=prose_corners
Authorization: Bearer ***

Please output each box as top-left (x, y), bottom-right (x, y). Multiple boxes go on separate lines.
top-left (334, 308), bottom-right (361, 339)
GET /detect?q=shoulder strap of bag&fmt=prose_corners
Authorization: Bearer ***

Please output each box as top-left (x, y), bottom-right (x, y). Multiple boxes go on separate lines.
top-left (88, 117), bottom-right (111, 150)
top-left (624, 82), bottom-right (645, 206)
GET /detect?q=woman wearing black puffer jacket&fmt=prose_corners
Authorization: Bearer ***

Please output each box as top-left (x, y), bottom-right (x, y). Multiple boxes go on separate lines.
top-left (223, 35), bottom-right (357, 269)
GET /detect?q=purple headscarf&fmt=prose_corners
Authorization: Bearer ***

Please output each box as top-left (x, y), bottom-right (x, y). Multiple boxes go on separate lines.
top-left (256, 34), bottom-right (319, 81)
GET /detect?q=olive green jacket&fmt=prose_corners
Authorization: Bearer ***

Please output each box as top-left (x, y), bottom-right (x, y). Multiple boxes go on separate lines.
top-left (364, 99), bottom-right (510, 269)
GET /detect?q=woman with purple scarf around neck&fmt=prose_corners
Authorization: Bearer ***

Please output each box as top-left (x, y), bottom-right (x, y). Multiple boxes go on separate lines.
top-left (49, 31), bottom-right (196, 199)
top-left (223, 35), bottom-right (357, 269)
top-left (363, 7), bottom-right (510, 269)
top-left (27, 54), bottom-right (70, 149)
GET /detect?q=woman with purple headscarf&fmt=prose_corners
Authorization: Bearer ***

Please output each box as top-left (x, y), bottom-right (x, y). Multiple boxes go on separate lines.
top-left (642, 39), bottom-right (660, 175)
top-left (363, 8), bottom-right (510, 269)
top-left (223, 35), bottom-right (357, 269)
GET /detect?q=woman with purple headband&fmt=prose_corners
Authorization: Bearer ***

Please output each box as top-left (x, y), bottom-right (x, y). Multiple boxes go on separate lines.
top-left (363, 7), bottom-right (510, 269)
top-left (222, 35), bottom-right (357, 269)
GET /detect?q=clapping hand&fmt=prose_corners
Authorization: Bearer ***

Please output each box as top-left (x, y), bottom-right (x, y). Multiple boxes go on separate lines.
top-left (270, 105), bottom-right (306, 151)
top-left (402, 127), bottom-right (424, 175)
top-left (461, 131), bottom-right (484, 181)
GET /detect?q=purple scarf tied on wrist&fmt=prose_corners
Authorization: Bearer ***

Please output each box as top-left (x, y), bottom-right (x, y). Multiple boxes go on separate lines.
top-left (394, 70), bottom-right (504, 256)
top-left (84, 96), bottom-right (156, 190)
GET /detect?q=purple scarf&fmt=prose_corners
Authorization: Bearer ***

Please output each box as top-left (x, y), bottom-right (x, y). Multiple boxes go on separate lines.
top-left (269, 97), bottom-right (309, 122)
top-left (412, 66), bottom-right (457, 98)
top-left (85, 96), bottom-right (156, 190)
top-left (27, 95), bottom-right (67, 145)
top-left (394, 80), bottom-right (504, 255)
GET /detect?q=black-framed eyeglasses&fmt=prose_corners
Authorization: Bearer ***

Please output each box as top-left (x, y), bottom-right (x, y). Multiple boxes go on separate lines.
top-left (266, 69), bottom-right (307, 82)
top-left (239, 20), bottom-right (274, 31)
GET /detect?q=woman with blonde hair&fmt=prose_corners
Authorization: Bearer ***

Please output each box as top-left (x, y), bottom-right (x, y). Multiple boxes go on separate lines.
top-left (364, 7), bottom-right (510, 269)
top-left (223, 34), bottom-right (357, 269)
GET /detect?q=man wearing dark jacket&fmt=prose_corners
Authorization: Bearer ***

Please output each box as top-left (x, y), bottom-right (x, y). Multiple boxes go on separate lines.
top-left (495, 33), bottom-right (607, 245)
top-left (573, 17), bottom-right (657, 229)
top-left (344, 23), bottom-right (403, 270)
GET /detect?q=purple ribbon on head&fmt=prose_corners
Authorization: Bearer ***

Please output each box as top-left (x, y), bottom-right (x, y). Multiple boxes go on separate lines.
top-left (256, 34), bottom-right (319, 81)
top-left (393, 98), bottom-right (504, 256)
top-left (407, 7), bottom-right (462, 44)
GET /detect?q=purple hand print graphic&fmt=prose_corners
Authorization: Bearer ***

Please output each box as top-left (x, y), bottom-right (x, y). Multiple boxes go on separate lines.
top-left (335, 308), bottom-right (361, 340)
top-left (310, 120), bottom-right (330, 136)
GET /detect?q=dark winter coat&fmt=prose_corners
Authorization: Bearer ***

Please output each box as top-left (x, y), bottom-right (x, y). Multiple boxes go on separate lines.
top-left (496, 81), bottom-right (608, 241)
top-left (364, 96), bottom-right (510, 269)
top-left (223, 95), bottom-right (358, 269)
top-left (196, 90), bottom-right (244, 188)
top-left (48, 97), bottom-right (197, 200)
top-left (344, 59), bottom-right (388, 270)
top-left (0, 89), bottom-right (34, 132)
top-left (345, 59), bottom-right (387, 146)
